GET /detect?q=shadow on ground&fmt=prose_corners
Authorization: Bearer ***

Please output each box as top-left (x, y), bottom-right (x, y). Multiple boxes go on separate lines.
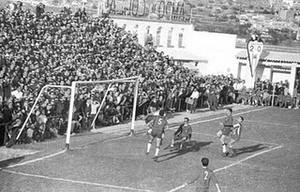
top-left (233, 144), bottom-right (269, 157)
top-left (0, 156), bottom-right (24, 168)
top-left (157, 141), bottom-right (214, 162)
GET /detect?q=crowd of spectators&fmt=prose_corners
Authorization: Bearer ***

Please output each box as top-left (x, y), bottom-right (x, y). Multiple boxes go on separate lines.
top-left (0, 2), bottom-right (299, 147)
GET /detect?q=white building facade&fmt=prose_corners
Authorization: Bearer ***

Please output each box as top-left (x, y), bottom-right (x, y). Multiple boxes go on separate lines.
top-left (113, 17), bottom-right (238, 76)
top-left (112, 17), bottom-right (300, 94)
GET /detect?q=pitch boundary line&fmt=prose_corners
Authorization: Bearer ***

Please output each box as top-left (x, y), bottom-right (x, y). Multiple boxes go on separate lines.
top-left (190, 132), bottom-right (280, 146)
top-left (1, 106), bottom-right (270, 192)
top-left (245, 120), bottom-right (299, 127)
top-left (5, 134), bottom-right (130, 169)
top-left (2, 169), bottom-right (154, 192)
top-left (189, 107), bottom-right (270, 126)
top-left (167, 107), bottom-right (270, 131)
top-left (167, 145), bottom-right (283, 192)
top-left (214, 145), bottom-right (283, 172)
top-left (2, 134), bottom-right (154, 192)
top-left (6, 150), bottom-right (66, 168)
top-left (167, 107), bottom-right (279, 146)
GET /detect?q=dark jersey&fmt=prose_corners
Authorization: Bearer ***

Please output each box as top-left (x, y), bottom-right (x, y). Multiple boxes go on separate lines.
top-left (221, 115), bottom-right (233, 136)
top-left (195, 167), bottom-right (219, 192)
top-left (174, 124), bottom-right (192, 138)
top-left (223, 115), bottom-right (233, 128)
top-left (152, 115), bottom-right (168, 133)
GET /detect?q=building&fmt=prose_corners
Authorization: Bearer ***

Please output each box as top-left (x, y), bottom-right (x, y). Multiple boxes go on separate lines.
top-left (236, 45), bottom-right (300, 95)
top-left (112, 16), bottom-right (237, 76)
top-left (105, 1), bottom-right (300, 94)
top-left (112, 15), bottom-right (300, 93)
top-left (279, 10), bottom-right (296, 22)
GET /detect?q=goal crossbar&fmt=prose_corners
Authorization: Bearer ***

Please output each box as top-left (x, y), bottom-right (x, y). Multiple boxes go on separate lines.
top-left (74, 76), bottom-right (138, 84)
top-left (15, 76), bottom-right (139, 150)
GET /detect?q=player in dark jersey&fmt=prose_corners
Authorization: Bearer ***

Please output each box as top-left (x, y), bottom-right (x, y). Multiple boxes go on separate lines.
top-left (216, 108), bottom-right (233, 156)
top-left (169, 117), bottom-right (192, 149)
top-left (189, 157), bottom-right (221, 192)
top-left (145, 110), bottom-right (169, 162)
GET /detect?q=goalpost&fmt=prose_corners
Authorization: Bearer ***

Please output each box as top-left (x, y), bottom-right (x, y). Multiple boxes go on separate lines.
top-left (65, 76), bottom-right (140, 149)
top-left (16, 85), bottom-right (72, 141)
top-left (15, 76), bottom-right (139, 150)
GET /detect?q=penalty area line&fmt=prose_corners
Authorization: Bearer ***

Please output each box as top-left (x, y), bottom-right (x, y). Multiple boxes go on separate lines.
top-left (2, 169), bottom-right (154, 192)
top-left (214, 145), bottom-right (283, 172)
top-left (167, 145), bottom-right (283, 192)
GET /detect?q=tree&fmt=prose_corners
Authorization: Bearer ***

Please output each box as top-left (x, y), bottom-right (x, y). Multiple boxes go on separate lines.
top-left (224, 27), bottom-right (236, 34)
top-left (238, 23), bottom-right (252, 36)
top-left (267, 28), bottom-right (280, 45)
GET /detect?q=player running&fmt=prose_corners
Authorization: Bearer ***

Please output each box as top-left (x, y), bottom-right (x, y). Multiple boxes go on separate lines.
top-left (227, 116), bottom-right (244, 157)
top-left (169, 117), bottom-right (192, 149)
top-left (145, 110), bottom-right (169, 162)
top-left (216, 108), bottom-right (233, 156)
top-left (188, 157), bottom-right (221, 192)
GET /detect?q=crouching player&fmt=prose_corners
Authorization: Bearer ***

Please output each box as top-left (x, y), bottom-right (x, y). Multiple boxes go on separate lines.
top-left (170, 117), bottom-right (192, 149)
top-left (145, 110), bottom-right (169, 162)
top-left (227, 116), bottom-right (244, 157)
top-left (216, 108), bottom-right (233, 156)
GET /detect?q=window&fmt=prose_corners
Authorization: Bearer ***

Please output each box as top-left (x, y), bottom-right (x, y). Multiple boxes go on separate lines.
top-left (167, 27), bottom-right (174, 47)
top-left (178, 28), bottom-right (185, 48)
top-left (156, 27), bottom-right (162, 47)
top-left (133, 24), bottom-right (138, 35)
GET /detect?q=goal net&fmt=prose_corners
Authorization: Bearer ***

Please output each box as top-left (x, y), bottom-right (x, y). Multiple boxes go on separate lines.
top-left (14, 76), bottom-right (139, 149)
top-left (65, 76), bottom-right (140, 149)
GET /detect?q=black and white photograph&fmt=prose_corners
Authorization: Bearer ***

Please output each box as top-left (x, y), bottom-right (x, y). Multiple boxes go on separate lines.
top-left (0, 0), bottom-right (300, 191)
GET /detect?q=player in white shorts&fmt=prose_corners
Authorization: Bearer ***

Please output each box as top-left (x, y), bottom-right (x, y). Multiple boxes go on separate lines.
top-left (227, 116), bottom-right (244, 157)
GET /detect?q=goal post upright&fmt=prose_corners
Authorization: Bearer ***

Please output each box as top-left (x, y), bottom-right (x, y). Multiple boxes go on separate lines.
top-left (130, 77), bottom-right (139, 136)
top-left (65, 81), bottom-right (76, 150)
top-left (65, 76), bottom-right (139, 150)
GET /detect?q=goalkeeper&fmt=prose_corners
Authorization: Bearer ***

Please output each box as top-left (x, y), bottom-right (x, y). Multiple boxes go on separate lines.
top-left (170, 117), bottom-right (192, 149)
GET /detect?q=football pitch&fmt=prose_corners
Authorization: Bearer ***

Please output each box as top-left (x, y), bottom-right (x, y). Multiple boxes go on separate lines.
top-left (0, 106), bottom-right (300, 192)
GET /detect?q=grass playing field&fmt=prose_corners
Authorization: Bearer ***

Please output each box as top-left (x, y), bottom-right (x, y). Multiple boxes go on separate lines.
top-left (0, 106), bottom-right (300, 192)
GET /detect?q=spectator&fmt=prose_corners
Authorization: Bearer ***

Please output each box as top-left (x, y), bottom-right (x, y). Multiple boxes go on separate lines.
top-left (36, 3), bottom-right (45, 18)
top-left (11, 86), bottom-right (23, 101)
top-left (0, 2), bottom-right (259, 146)
top-left (189, 86), bottom-right (199, 114)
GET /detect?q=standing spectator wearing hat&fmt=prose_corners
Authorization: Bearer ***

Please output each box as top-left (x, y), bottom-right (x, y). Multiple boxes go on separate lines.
top-left (3, 76), bottom-right (12, 103)
top-left (0, 78), bottom-right (4, 105)
top-left (207, 84), bottom-right (218, 111)
top-left (189, 86), bottom-right (200, 114)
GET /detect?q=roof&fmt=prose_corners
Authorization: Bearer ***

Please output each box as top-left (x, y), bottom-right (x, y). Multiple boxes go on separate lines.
top-left (236, 50), bottom-right (300, 64)
top-left (156, 48), bottom-right (208, 63)
top-left (183, 62), bottom-right (199, 70)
